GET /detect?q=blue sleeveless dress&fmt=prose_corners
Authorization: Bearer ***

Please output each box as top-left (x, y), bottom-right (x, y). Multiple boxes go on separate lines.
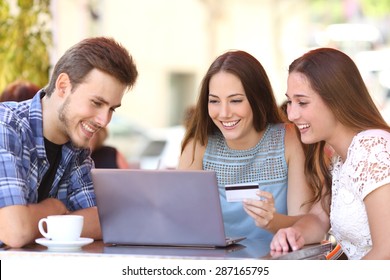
top-left (203, 123), bottom-right (288, 243)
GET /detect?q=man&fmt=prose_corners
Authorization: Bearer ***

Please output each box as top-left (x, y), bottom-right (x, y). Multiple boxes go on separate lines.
top-left (0, 37), bottom-right (138, 247)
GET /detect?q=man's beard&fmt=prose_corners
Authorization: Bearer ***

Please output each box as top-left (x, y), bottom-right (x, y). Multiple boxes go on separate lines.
top-left (58, 96), bottom-right (87, 149)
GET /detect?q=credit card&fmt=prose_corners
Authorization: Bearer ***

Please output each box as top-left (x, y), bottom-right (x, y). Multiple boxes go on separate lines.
top-left (225, 183), bottom-right (259, 202)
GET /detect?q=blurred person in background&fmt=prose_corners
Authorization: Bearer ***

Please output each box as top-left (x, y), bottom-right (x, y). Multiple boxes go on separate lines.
top-left (89, 126), bottom-right (130, 169)
top-left (178, 50), bottom-right (313, 244)
top-left (0, 37), bottom-right (138, 248)
top-left (270, 48), bottom-right (390, 260)
top-left (0, 80), bottom-right (40, 102)
top-left (151, 105), bottom-right (196, 170)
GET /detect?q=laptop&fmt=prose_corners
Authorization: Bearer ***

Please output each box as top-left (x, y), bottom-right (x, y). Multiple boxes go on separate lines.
top-left (92, 169), bottom-right (245, 248)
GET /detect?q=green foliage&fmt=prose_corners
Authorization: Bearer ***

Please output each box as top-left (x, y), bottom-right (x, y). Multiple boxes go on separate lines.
top-left (0, 0), bottom-right (52, 92)
top-left (361, 0), bottom-right (390, 17)
top-left (309, 0), bottom-right (344, 23)
top-left (309, 0), bottom-right (390, 23)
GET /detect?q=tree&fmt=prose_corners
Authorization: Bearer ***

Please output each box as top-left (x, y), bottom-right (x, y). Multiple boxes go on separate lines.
top-left (310, 0), bottom-right (390, 23)
top-left (0, 0), bottom-right (51, 92)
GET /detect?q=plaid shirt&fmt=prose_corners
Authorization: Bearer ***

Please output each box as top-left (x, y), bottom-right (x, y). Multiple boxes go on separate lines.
top-left (0, 91), bottom-right (96, 211)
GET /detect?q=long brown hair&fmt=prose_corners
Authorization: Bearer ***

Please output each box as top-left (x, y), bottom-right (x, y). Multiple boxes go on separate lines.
top-left (289, 47), bottom-right (390, 211)
top-left (181, 50), bottom-right (283, 155)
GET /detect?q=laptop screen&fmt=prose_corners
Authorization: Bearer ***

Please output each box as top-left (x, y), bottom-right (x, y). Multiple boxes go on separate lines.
top-left (92, 169), bottom-right (242, 247)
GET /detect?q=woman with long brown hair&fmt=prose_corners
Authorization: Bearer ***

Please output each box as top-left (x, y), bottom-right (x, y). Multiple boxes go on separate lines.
top-left (179, 50), bottom-right (312, 244)
top-left (271, 47), bottom-right (390, 260)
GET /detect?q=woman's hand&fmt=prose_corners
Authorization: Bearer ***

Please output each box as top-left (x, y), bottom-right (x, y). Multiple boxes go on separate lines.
top-left (270, 227), bottom-right (305, 252)
top-left (243, 190), bottom-right (275, 229)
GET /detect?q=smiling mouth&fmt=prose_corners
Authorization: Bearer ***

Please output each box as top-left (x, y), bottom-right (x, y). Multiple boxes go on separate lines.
top-left (222, 120), bottom-right (240, 128)
top-left (296, 123), bottom-right (310, 130)
top-left (81, 121), bottom-right (100, 137)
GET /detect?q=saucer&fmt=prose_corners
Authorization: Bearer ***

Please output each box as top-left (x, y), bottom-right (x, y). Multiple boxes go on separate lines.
top-left (35, 237), bottom-right (94, 251)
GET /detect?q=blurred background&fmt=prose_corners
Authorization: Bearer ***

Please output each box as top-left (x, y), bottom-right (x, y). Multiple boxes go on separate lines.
top-left (1, 0), bottom-right (390, 169)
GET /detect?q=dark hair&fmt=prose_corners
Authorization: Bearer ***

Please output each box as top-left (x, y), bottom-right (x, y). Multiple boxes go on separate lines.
top-left (183, 105), bottom-right (196, 130)
top-left (181, 50), bottom-right (283, 153)
top-left (0, 80), bottom-right (40, 102)
top-left (279, 100), bottom-right (289, 123)
top-left (289, 47), bottom-right (390, 210)
top-left (45, 37), bottom-right (138, 95)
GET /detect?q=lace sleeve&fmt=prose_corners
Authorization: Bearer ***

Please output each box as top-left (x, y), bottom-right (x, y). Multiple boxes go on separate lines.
top-left (350, 134), bottom-right (390, 200)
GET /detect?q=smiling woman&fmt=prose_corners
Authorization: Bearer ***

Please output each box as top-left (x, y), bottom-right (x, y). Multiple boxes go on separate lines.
top-left (178, 50), bottom-right (314, 245)
top-left (207, 71), bottom-right (259, 150)
top-left (271, 47), bottom-right (390, 260)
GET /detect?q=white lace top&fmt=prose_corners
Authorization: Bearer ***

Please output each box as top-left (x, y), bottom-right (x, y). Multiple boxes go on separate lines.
top-left (330, 129), bottom-right (390, 259)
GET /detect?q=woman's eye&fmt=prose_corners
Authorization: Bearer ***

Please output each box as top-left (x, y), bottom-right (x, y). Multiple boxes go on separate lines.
top-left (231, 99), bottom-right (243, 103)
top-left (208, 99), bottom-right (218, 104)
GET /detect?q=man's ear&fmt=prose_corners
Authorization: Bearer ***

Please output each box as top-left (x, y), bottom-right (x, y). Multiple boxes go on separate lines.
top-left (55, 73), bottom-right (71, 97)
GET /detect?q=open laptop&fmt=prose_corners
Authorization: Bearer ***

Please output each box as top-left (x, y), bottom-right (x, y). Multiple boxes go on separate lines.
top-left (92, 169), bottom-right (245, 248)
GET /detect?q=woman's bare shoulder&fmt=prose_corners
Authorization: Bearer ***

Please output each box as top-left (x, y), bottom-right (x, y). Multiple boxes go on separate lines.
top-left (178, 138), bottom-right (206, 170)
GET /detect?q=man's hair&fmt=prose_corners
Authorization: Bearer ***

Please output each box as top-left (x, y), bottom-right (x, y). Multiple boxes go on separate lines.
top-left (45, 37), bottom-right (138, 95)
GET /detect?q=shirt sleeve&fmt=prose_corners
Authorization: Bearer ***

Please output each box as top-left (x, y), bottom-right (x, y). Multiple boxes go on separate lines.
top-left (353, 132), bottom-right (390, 200)
top-left (57, 150), bottom-right (96, 211)
top-left (0, 125), bottom-right (30, 208)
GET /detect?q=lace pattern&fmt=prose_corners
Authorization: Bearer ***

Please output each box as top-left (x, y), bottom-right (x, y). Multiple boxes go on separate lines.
top-left (330, 130), bottom-right (390, 259)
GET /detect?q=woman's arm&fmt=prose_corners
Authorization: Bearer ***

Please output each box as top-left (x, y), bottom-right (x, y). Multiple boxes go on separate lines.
top-left (270, 201), bottom-right (330, 252)
top-left (362, 183), bottom-right (390, 259)
top-left (177, 139), bottom-right (205, 170)
top-left (243, 124), bottom-right (314, 233)
top-left (116, 150), bottom-right (130, 169)
top-left (284, 123), bottom-right (313, 215)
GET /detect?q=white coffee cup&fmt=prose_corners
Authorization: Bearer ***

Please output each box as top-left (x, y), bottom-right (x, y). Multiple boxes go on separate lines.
top-left (38, 215), bottom-right (84, 242)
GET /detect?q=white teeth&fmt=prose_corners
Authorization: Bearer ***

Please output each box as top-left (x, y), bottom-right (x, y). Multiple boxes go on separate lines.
top-left (297, 124), bottom-right (310, 130)
top-left (81, 122), bottom-right (96, 133)
top-left (222, 121), bottom-right (239, 127)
